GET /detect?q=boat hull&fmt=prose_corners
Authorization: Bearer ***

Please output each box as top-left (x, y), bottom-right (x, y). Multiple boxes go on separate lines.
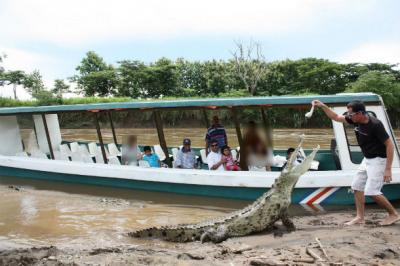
top-left (1, 165), bottom-right (399, 205)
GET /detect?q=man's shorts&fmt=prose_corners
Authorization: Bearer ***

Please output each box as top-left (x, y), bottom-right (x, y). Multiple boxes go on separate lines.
top-left (352, 157), bottom-right (386, 196)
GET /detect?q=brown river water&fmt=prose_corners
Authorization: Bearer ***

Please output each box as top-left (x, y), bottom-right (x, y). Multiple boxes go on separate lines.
top-left (1, 128), bottom-right (399, 250)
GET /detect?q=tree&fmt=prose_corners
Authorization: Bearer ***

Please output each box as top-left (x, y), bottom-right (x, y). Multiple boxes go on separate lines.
top-left (52, 79), bottom-right (70, 98)
top-left (145, 58), bottom-right (178, 98)
top-left (0, 53), bottom-right (5, 86)
top-left (346, 71), bottom-right (400, 111)
top-left (71, 51), bottom-right (118, 96)
top-left (23, 70), bottom-right (45, 97)
top-left (1, 70), bottom-right (26, 99)
top-left (231, 41), bottom-right (267, 95)
top-left (117, 60), bottom-right (147, 98)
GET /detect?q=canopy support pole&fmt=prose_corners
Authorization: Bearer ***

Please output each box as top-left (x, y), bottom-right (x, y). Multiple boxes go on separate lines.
top-left (202, 109), bottom-right (210, 128)
top-left (231, 108), bottom-right (248, 170)
top-left (41, 114), bottom-right (54, 160)
top-left (108, 111), bottom-right (118, 145)
top-left (93, 112), bottom-right (108, 164)
top-left (260, 108), bottom-right (273, 148)
top-left (153, 110), bottom-right (172, 167)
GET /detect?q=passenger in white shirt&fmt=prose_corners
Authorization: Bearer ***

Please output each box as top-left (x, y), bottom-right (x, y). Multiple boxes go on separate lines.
top-left (206, 140), bottom-right (226, 171)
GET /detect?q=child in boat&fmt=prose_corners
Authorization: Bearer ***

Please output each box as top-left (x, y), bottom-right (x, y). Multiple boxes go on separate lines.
top-left (142, 146), bottom-right (161, 168)
top-left (221, 146), bottom-right (241, 171)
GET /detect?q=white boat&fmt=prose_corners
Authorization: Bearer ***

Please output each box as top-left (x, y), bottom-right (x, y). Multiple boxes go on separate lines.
top-left (0, 93), bottom-right (399, 205)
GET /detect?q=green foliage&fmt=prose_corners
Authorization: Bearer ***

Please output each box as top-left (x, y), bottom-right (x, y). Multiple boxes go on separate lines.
top-left (71, 51), bottom-right (118, 96)
top-left (24, 70), bottom-right (45, 97)
top-left (346, 71), bottom-right (400, 111)
top-left (52, 79), bottom-right (70, 98)
top-left (0, 70), bottom-right (26, 99)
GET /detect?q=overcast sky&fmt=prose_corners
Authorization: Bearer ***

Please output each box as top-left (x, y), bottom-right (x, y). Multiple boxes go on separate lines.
top-left (1, 0), bottom-right (399, 98)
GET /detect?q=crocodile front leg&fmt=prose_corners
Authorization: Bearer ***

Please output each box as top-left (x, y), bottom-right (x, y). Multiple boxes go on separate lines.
top-left (281, 211), bottom-right (296, 231)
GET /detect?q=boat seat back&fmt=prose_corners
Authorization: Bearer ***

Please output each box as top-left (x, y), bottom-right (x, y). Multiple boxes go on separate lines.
top-left (231, 149), bottom-right (238, 161)
top-left (78, 145), bottom-right (91, 156)
top-left (108, 143), bottom-right (121, 156)
top-left (54, 150), bottom-right (69, 161)
top-left (108, 157), bottom-right (121, 165)
top-left (70, 152), bottom-right (84, 162)
top-left (30, 150), bottom-right (48, 159)
top-left (88, 142), bottom-right (99, 155)
top-left (171, 148), bottom-right (179, 160)
top-left (153, 144), bottom-right (166, 161)
top-left (71, 151), bottom-right (93, 163)
top-left (70, 142), bottom-right (79, 153)
top-left (138, 160), bottom-right (150, 168)
top-left (200, 149), bottom-right (207, 164)
top-left (60, 144), bottom-right (72, 156)
top-left (95, 152), bottom-right (105, 164)
top-left (16, 151), bottom-right (29, 157)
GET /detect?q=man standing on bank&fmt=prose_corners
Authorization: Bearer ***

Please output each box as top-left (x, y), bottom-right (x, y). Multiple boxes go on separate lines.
top-left (313, 99), bottom-right (399, 226)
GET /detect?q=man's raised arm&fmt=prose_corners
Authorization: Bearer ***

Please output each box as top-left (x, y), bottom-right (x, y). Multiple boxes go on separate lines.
top-left (312, 100), bottom-right (347, 123)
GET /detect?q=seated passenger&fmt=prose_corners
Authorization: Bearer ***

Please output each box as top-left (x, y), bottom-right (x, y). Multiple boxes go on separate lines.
top-left (121, 135), bottom-right (142, 166)
top-left (206, 140), bottom-right (225, 171)
top-left (282, 147), bottom-right (302, 168)
top-left (142, 146), bottom-right (161, 168)
top-left (175, 138), bottom-right (196, 169)
top-left (221, 145), bottom-right (241, 171)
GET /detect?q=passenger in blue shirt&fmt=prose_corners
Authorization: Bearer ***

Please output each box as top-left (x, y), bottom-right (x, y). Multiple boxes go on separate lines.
top-left (142, 146), bottom-right (161, 168)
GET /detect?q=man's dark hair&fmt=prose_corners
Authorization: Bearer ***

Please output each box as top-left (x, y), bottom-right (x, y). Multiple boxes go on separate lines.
top-left (347, 100), bottom-right (366, 113)
top-left (210, 139), bottom-right (219, 145)
top-left (287, 147), bottom-right (295, 155)
top-left (220, 145), bottom-right (230, 153)
top-left (143, 146), bottom-right (151, 152)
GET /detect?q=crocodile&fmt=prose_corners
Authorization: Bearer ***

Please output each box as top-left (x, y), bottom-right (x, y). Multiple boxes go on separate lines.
top-left (129, 136), bottom-right (319, 243)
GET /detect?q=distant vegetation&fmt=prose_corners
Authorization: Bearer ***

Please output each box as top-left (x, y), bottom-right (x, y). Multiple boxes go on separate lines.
top-left (0, 49), bottom-right (399, 128)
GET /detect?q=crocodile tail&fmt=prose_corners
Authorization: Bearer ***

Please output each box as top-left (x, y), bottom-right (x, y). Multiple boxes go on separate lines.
top-left (129, 226), bottom-right (206, 242)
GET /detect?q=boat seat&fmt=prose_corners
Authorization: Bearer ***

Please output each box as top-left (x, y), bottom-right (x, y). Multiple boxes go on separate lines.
top-left (153, 144), bottom-right (166, 161)
top-left (88, 142), bottom-right (99, 155)
top-left (171, 148), bottom-right (179, 160)
top-left (200, 149), bottom-right (207, 165)
top-left (95, 152), bottom-right (105, 164)
top-left (108, 157), bottom-right (121, 165)
top-left (60, 144), bottom-right (72, 156)
top-left (71, 151), bottom-right (94, 163)
top-left (16, 152), bottom-right (29, 157)
top-left (54, 150), bottom-right (69, 161)
top-left (231, 149), bottom-right (238, 161)
top-left (330, 139), bottom-right (342, 170)
top-left (30, 150), bottom-right (48, 159)
top-left (138, 160), bottom-right (150, 168)
top-left (79, 144), bottom-right (93, 157)
top-left (70, 142), bottom-right (79, 153)
top-left (108, 143), bottom-right (121, 157)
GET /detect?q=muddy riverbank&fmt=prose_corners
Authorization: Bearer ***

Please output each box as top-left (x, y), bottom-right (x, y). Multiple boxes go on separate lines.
top-left (0, 181), bottom-right (399, 265)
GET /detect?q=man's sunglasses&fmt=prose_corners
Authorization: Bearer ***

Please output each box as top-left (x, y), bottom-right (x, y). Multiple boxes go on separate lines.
top-left (211, 144), bottom-right (219, 147)
top-left (348, 111), bottom-right (362, 118)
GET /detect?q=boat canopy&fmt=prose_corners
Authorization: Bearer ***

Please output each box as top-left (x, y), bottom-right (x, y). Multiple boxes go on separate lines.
top-left (0, 93), bottom-right (381, 116)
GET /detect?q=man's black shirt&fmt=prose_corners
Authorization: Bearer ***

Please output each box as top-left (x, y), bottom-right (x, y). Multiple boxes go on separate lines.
top-left (345, 115), bottom-right (389, 158)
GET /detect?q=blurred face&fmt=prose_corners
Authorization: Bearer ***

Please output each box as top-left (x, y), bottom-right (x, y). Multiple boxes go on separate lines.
top-left (210, 142), bottom-right (219, 152)
top-left (223, 148), bottom-right (230, 156)
top-left (212, 116), bottom-right (219, 125)
top-left (183, 143), bottom-right (190, 150)
top-left (144, 150), bottom-right (151, 155)
top-left (347, 107), bottom-right (363, 123)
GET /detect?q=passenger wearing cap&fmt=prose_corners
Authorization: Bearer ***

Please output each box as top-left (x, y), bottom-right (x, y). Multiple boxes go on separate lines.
top-left (175, 138), bottom-right (197, 169)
